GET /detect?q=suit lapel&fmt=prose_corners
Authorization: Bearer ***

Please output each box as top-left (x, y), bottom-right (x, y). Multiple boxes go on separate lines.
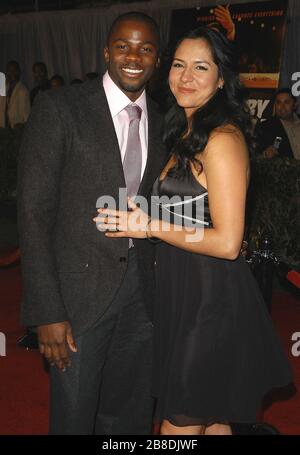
top-left (85, 79), bottom-right (126, 191)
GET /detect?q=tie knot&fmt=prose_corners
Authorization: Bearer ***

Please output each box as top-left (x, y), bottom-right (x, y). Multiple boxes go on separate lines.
top-left (125, 104), bottom-right (142, 122)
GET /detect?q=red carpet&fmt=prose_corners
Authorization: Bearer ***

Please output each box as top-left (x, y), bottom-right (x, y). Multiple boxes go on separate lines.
top-left (261, 292), bottom-right (300, 435)
top-left (0, 265), bottom-right (299, 435)
top-left (0, 266), bottom-right (49, 435)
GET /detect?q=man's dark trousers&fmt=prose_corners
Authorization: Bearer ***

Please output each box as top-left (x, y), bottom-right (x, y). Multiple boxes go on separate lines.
top-left (49, 248), bottom-right (154, 435)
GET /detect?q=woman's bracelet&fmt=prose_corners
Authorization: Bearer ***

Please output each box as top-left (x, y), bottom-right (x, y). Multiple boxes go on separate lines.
top-left (145, 218), bottom-right (162, 244)
top-left (146, 217), bottom-right (153, 239)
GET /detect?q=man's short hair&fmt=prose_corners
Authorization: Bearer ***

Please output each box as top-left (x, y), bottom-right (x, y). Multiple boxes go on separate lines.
top-left (32, 61), bottom-right (48, 74)
top-left (6, 60), bottom-right (21, 73)
top-left (274, 87), bottom-right (297, 102)
top-left (107, 12), bottom-right (160, 49)
top-left (51, 74), bottom-right (65, 85)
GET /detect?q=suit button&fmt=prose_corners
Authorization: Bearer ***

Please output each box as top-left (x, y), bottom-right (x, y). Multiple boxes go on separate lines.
top-left (120, 257), bottom-right (127, 262)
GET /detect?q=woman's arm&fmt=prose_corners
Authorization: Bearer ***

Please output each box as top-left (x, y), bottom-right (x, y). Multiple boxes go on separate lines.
top-left (96, 129), bottom-right (249, 261)
top-left (150, 130), bottom-right (249, 259)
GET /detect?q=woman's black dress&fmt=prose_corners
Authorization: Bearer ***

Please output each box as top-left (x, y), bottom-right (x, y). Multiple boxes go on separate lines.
top-left (151, 170), bottom-right (292, 426)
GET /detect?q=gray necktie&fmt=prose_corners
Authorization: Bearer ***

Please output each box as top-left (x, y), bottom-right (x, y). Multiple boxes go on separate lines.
top-left (123, 104), bottom-right (142, 198)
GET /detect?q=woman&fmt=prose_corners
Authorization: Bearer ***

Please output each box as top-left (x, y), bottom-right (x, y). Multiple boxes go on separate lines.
top-left (94, 27), bottom-right (292, 435)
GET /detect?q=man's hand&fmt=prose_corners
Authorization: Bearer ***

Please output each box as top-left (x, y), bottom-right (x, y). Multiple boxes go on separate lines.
top-left (263, 146), bottom-right (278, 159)
top-left (38, 321), bottom-right (77, 371)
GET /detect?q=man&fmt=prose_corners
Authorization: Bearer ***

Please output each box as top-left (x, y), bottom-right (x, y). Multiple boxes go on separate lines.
top-left (0, 61), bottom-right (30, 128)
top-left (255, 88), bottom-right (300, 159)
top-left (50, 74), bottom-right (65, 89)
top-left (18, 12), bottom-right (165, 434)
top-left (30, 61), bottom-right (51, 105)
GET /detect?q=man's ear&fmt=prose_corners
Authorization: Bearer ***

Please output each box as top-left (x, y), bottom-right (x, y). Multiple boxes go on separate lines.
top-left (104, 47), bottom-right (109, 64)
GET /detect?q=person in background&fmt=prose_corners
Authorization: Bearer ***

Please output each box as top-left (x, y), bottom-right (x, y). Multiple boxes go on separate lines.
top-left (0, 61), bottom-right (30, 128)
top-left (50, 74), bottom-right (65, 89)
top-left (70, 78), bottom-right (83, 85)
top-left (30, 62), bottom-right (51, 105)
top-left (85, 72), bottom-right (99, 81)
top-left (255, 88), bottom-right (300, 159)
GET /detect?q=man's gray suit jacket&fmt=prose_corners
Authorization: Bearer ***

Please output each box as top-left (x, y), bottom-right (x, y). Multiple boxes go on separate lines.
top-left (18, 77), bottom-right (166, 336)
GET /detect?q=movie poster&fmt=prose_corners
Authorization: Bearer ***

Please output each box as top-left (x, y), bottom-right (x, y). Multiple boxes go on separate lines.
top-left (170, 0), bottom-right (288, 120)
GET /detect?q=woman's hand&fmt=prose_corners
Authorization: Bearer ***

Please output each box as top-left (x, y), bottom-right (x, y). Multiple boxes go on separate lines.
top-left (93, 197), bottom-right (150, 239)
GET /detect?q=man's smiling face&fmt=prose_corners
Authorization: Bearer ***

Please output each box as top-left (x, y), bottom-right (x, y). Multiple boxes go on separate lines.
top-left (104, 19), bottom-right (160, 101)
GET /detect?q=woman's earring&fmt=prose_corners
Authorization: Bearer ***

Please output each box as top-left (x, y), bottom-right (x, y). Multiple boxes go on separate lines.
top-left (219, 84), bottom-right (224, 90)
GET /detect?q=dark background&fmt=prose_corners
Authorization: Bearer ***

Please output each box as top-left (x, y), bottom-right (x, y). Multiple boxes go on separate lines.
top-left (0, 0), bottom-right (148, 15)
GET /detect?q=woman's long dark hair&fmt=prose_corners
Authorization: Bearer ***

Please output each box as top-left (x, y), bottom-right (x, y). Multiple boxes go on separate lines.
top-left (164, 27), bottom-right (253, 176)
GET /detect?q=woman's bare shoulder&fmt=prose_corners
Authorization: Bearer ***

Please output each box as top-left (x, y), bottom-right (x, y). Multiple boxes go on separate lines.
top-left (202, 124), bottom-right (248, 163)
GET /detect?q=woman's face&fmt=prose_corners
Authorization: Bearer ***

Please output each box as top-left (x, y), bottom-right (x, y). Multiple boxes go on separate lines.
top-left (169, 38), bottom-right (223, 117)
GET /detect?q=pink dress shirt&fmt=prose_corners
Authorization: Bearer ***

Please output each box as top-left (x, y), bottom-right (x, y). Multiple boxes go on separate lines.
top-left (103, 71), bottom-right (148, 180)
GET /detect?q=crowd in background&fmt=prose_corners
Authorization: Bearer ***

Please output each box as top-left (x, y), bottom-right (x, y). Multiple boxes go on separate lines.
top-left (0, 60), bottom-right (99, 129)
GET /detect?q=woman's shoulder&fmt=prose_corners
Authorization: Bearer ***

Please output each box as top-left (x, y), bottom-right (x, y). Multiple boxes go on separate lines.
top-left (210, 123), bottom-right (245, 142)
top-left (200, 124), bottom-right (248, 168)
